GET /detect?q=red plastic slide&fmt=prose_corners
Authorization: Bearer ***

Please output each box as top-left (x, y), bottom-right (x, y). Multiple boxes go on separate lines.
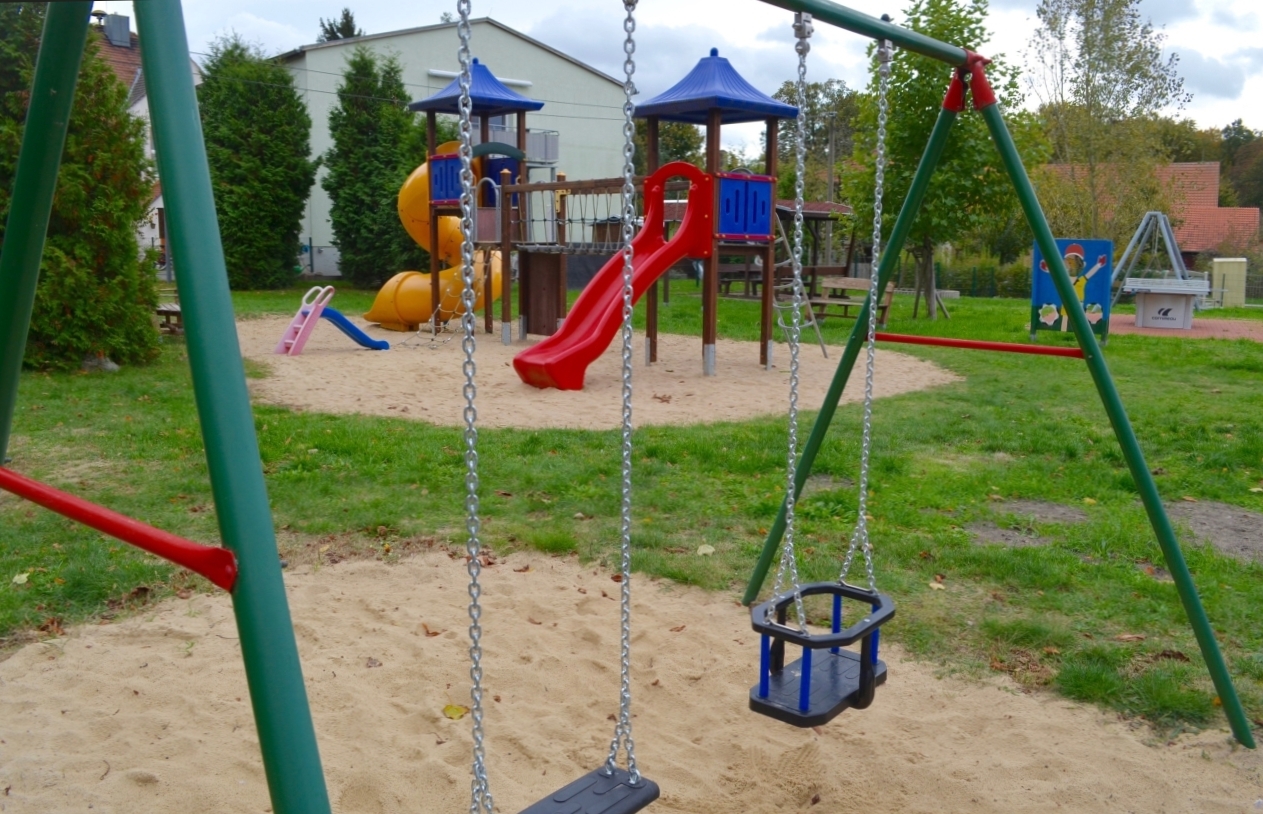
top-left (513, 162), bottom-right (714, 390)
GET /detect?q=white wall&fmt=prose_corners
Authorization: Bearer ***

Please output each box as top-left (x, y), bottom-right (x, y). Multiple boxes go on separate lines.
top-left (283, 19), bottom-right (626, 275)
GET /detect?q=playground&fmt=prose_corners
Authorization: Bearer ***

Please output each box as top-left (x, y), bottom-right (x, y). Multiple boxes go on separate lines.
top-left (3, 0), bottom-right (1263, 812)
top-left (239, 313), bottom-right (956, 429)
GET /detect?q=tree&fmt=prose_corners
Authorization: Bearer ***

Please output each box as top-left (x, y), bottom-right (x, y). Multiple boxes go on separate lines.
top-left (838, 0), bottom-right (1047, 316)
top-left (631, 119), bottom-right (703, 176)
top-left (199, 35), bottom-right (318, 289)
top-left (323, 47), bottom-right (425, 288)
top-left (0, 7), bottom-right (158, 370)
top-left (772, 79), bottom-right (859, 202)
top-left (1027, 0), bottom-right (1189, 237)
top-left (317, 8), bottom-right (363, 43)
top-left (1221, 119), bottom-right (1258, 168)
top-left (1229, 140), bottom-right (1263, 209)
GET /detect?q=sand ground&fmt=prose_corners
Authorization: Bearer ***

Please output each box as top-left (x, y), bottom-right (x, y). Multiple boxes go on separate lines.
top-left (1, 319), bottom-right (1259, 811)
top-left (0, 551), bottom-right (1259, 813)
top-left (240, 316), bottom-right (958, 430)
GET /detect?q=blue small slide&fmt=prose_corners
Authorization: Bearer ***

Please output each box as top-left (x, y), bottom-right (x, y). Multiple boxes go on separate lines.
top-left (319, 307), bottom-right (390, 350)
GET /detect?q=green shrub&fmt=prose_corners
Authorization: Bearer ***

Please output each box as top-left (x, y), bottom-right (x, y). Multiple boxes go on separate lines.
top-left (0, 12), bottom-right (158, 371)
top-left (199, 35), bottom-right (318, 289)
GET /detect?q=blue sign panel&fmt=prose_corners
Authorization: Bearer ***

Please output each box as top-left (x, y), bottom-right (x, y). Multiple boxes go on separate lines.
top-left (1031, 238), bottom-right (1113, 339)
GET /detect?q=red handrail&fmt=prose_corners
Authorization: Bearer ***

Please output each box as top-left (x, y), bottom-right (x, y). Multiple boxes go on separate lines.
top-left (0, 467), bottom-right (237, 592)
top-left (873, 332), bottom-right (1085, 358)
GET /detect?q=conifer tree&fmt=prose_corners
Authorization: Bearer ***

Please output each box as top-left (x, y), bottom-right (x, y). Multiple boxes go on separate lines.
top-left (199, 34), bottom-right (318, 289)
top-left (0, 7), bottom-right (158, 370)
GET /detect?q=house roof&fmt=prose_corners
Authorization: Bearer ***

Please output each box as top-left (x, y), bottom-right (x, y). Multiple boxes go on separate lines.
top-left (634, 49), bottom-right (798, 125)
top-left (93, 28), bottom-right (143, 97)
top-left (275, 18), bottom-right (621, 87)
top-left (1175, 207), bottom-right (1260, 253)
top-left (408, 58), bottom-right (544, 116)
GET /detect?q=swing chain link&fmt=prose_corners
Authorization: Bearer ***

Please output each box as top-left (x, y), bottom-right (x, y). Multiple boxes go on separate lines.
top-left (771, 11), bottom-right (813, 633)
top-left (604, 0), bottom-right (641, 785)
top-left (456, 3), bottom-right (494, 813)
top-left (839, 36), bottom-right (891, 595)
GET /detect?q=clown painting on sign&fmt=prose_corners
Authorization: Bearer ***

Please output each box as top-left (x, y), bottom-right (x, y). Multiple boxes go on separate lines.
top-left (1030, 238), bottom-right (1113, 340)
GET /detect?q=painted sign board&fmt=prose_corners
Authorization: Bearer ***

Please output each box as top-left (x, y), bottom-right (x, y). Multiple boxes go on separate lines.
top-left (1031, 238), bottom-right (1113, 339)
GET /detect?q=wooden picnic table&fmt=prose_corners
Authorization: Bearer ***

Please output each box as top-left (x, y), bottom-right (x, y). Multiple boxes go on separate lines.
top-left (809, 275), bottom-right (893, 325)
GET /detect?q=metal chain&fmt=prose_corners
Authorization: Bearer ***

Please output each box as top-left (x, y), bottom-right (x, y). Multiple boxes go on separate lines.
top-left (770, 11), bottom-right (813, 633)
top-left (604, 0), bottom-right (641, 785)
top-left (455, 4), bottom-right (493, 813)
top-left (839, 38), bottom-right (891, 594)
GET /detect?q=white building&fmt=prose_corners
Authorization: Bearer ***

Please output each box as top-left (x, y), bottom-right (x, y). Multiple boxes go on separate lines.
top-left (278, 18), bottom-right (627, 276)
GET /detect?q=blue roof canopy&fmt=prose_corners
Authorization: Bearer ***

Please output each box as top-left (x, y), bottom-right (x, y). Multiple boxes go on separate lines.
top-left (634, 48), bottom-right (798, 125)
top-left (409, 58), bottom-right (544, 117)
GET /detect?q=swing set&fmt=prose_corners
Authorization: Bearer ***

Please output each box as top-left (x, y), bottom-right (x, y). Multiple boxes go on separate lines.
top-left (0, 1), bottom-right (1254, 813)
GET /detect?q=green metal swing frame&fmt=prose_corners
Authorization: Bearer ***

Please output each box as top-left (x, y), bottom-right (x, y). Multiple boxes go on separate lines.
top-left (0, 3), bottom-right (1250, 813)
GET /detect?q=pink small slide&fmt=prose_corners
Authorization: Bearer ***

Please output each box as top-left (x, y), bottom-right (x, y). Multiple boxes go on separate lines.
top-left (274, 286), bottom-right (335, 356)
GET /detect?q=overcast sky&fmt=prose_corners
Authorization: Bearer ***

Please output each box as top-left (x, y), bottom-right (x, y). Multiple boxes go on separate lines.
top-left (94, 0), bottom-right (1262, 157)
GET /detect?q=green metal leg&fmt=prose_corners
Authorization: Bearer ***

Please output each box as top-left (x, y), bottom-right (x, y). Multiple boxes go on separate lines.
top-left (743, 104), bottom-right (959, 607)
top-left (980, 102), bottom-right (1256, 749)
top-left (133, 1), bottom-right (335, 807)
top-left (0, 2), bottom-right (92, 459)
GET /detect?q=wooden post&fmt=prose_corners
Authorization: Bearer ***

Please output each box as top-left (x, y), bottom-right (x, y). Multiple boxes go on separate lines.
top-left (646, 117), bottom-right (660, 364)
top-left (500, 168), bottom-right (512, 344)
top-left (556, 172), bottom-right (568, 332)
top-left (429, 205), bottom-right (441, 335)
top-left (761, 116), bottom-right (778, 368)
top-left (704, 109), bottom-right (721, 376)
top-left (516, 110), bottom-right (529, 340)
top-left (427, 110), bottom-right (440, 336)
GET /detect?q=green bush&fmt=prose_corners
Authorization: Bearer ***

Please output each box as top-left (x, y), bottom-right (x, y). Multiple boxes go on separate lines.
top-left (0, 12), bottom-right (158, 371)
top-left (199, 35), bottom-right (318, 290)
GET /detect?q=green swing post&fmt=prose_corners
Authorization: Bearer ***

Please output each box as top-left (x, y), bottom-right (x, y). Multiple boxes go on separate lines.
top-left (978, 96), bottom-right (1257, 750)
top-left (0, 2), bottom-right (92, 459)
top-left (133, 1), bottom-right (335, 808)
top-left (743, 92), bottom-right (960, 607)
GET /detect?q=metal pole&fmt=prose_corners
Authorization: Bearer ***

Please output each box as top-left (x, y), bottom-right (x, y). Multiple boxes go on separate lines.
top-left (980, 100), bottom-right (1256, 750)
top-left (760, 0), bottom-right (967, 65)
top-left (744, 95), bottom-right (960, 606)
top-left (133, 1), bottom-right (335, 808)
top-left (0, 2), bottom-right (92, 460)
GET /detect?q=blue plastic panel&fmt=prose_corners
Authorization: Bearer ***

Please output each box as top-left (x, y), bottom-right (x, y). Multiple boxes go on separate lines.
top-left (745, 178), bottom-right (773, 236)
top-left (717, 176), bottom-right (747, 237)
top-left (429, 153), bottom-right (462, 204)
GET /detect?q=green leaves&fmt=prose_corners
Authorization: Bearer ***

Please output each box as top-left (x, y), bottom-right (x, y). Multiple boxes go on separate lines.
top-left (199, 35), bottom-right (318, 290)
top-left (323, 47), bottom-right (428, 288)
top-left (0, 13), bottom-right (159, 371)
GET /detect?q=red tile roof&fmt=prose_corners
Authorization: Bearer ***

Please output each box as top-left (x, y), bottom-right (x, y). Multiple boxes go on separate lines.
top-left (1175, 206), bottom-right (1260, 253)
top-left (93, 29), bottom-right (143, 96)
top-left (1157, 163), bottom-right (1221, 208)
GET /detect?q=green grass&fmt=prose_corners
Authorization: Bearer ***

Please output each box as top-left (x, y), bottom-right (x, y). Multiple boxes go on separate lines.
top-left (4, 290), bottom-right (1263, 737)
top-left (230, 286), bottom-right (378, 319)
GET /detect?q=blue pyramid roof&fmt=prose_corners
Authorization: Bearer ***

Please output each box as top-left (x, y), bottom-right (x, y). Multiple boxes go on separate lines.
top-left (409, 58), bottom-right (544, 117)
top-left (634, 48), bottom-right (798, 125)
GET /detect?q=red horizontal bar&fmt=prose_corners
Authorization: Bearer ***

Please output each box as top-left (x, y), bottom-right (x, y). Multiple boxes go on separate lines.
top-left (0, 467), bottom-right (237, 592)
top-left (873, 332), bottom-right (1085, 358)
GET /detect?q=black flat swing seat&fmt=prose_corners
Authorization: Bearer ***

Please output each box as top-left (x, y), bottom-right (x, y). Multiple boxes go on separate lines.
top-left (749, 581), bottom-right (895, 728)
top-left (518, 766), bottom-right (660, 814)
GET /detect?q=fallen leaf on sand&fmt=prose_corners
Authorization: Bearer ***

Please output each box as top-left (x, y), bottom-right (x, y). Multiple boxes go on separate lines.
top-left (443, 704), bottom-right (470, 720)
top-left (365, 657), bottom-right (382, 668)
top-left (670, 625), bottom-right (686, 633)
top-left (577, 587), bottom-right (587, 594)
top-left (514, 565), bottom-right (531, 573)
top-left (611, 574), bottom-right (624, 583)
top-left (697, 545), bottom-right (715, 556)
top-left (1114, 633), bottom-right (1146, 642)
top-left (528, 617), bottom-right (543, 626)
top-left (422, 624), bottom-right (442, 637)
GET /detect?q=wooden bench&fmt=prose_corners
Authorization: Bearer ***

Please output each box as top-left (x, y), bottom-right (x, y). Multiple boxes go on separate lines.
top-left (808, 276), bottom-right (894, 325)
top-left (155, 284), bottom-right (182, 334)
